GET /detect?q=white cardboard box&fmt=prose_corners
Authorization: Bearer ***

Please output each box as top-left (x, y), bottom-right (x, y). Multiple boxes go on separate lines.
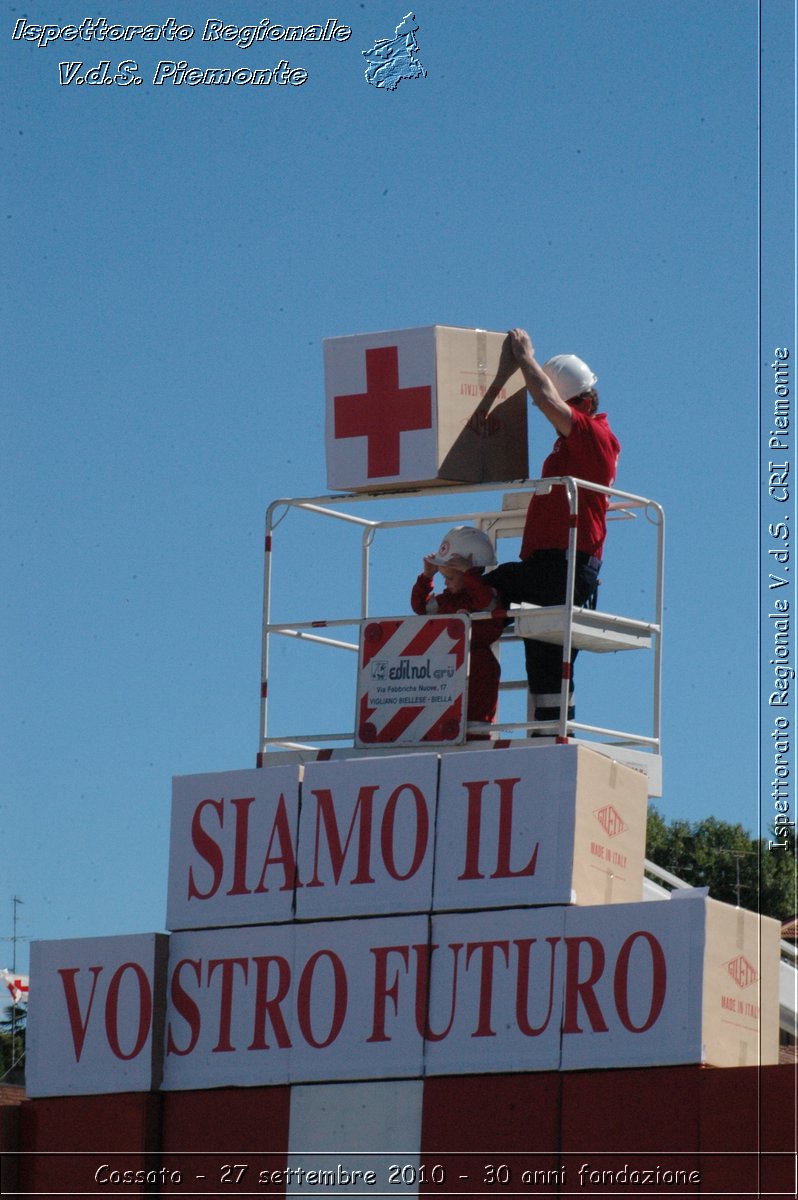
top-left (26, 933), bottom-right (169, 1096)
top-left (165, 746), bottom-right (647, 931)
top-left (166, 765), bottom-right (301, 931)
top-left (559, 895), bottom-right (781, 1070)
top-left (433, 744), bottom-right (649, 912)
top-left (26, 897), bottom-right (781, 1096)
top-left (324, 326), bottom-right (528, 490)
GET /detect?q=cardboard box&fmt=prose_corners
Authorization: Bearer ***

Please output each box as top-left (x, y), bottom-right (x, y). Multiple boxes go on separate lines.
top-left (25, 897), bottom-right (781, 1097)
top-left (433, 744), bottom-right (649, 912)
top-left (166, 765), bottom-right (301, 932)
top-left (165, 746), bottom-right (647, 931)
top-left (699, 894), bottom-right (782, 1067)
top-left (324, 325), bottom-right (528, 490)
top-left (26, 933), bottom-right (169, 1097)
top-left (560, 895), bottom-right (781, 1071)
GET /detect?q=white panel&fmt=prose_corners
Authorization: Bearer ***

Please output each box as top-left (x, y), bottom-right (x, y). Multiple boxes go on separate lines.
top-left (290, 916), bottom-right (428, 1082)
top-left (287, 1080), bottom-right (424, 1196)
top-left (559, 899), bottom-right (706, 1070)
top-left (433, 745), bottom-right (578, 912)
top-left (324, 328), bottom-right (438, 490)
top-left (161, 917), bottom-right (428, 1091)
top-left (26, 933), bottom-right (168, 1097)
top-left (166, 765), bottom-right (300, 931)
top-left (296, 755), bottom-right (438, 919)
top-left (162, 923), bottom-right (297, 1090)
top-left (424, 908), bottom-right (566, 1076)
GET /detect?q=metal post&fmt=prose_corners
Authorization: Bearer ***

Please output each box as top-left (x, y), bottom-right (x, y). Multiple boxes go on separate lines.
top-left (259, 500), bottom-right (284, 764)
top-left (559, 477), bottom-right (579, 741)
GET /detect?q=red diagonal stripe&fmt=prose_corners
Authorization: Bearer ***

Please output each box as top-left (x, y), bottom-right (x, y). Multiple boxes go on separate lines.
top-left (361, 619), bottom-right (404, 667)
top-left (401, 616), bottom-right (452, 657)
top-left (421, 696), bottom-right (463, 742)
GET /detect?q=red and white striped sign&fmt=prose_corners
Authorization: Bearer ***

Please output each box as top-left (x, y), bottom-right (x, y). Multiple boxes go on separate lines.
top-left (356, 615), bottom-right (468, 747)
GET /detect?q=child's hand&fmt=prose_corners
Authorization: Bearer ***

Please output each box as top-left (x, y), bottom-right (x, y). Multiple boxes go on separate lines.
top-left (422, 555), bottom-right (437, 578)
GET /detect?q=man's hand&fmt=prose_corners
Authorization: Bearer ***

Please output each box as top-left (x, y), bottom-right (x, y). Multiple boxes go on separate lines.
top-left (508, 327), bottom-right (536, 368)
top-left (422, 555), bottom-right (437, 578)
top-left (508, 326), bottom-right (574, 438)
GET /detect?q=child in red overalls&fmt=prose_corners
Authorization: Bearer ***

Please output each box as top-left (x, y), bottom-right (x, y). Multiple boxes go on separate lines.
top-left (411, 526), bottom-right (504, 731)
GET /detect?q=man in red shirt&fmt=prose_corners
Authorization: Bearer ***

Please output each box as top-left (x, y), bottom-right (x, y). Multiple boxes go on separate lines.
top-left (484, 328), bottom-right (621, 729)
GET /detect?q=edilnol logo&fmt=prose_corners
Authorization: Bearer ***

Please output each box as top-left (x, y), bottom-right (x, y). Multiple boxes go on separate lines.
top-left (593, 805), bottom-right (627, 838)
top-left (724, 955), bottom-right (758, 989)
top-left (362, 12), bottom-right (427, 90)
top-left (371, 657), bottom-right (435, 681)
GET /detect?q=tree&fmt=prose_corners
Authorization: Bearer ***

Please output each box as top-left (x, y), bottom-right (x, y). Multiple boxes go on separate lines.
top-left (0, 1001), bottom-right (26, 1084)
top-left (646, 807), bottom-right (797, 924)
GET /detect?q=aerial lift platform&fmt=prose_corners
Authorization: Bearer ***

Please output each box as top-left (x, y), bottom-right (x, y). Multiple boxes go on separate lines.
top-left (258, 475), bottom-right (665, 794)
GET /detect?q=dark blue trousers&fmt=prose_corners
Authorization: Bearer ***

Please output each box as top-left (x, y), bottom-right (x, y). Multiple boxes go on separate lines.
top-left (483, 550), bottom-right (600, 723)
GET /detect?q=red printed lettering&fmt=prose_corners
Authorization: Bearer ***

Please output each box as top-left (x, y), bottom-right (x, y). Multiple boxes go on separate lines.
top-left (296, 950), bottom-right (348, 1048)
top-left (207, 957), bottom-right (249, 1053)
top-left (166, 958), bottom-right (202, 1056)
top-left (187, 798), bottom-right (225, 900)
top-left (57, 965), bottom-right (103, 1062)
top-left (466, 940), bottom-right (510, 1037)
top-left (380, 784), bottom-right (429, 881)
top-left (253, 795), bottom-right (298, 893)
top-left (104, 962), bottom-right (152, 1061)
top-left (562, 936), bottom-right (609, 1033)
top-left (367, 945), bottom-right (410, 1043)
top-left (613, 931), bottom-right (667, 1033)
top-left (248, 955), bottom-right (293, 1049)
top-left (515, 937), bottom-right (560, 1037)
top-left (306, 786), bottom-right (377, 887)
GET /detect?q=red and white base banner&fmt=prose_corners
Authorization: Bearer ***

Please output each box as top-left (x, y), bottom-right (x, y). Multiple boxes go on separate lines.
top-left (16, 1068), bottom-right (797, 1197)
top-left (355, 615), bottom-right (468, 747)
top-left (26, 934), bottom-right (169, 1097)
top-left (285, 1079), bottom-right (425, 1193)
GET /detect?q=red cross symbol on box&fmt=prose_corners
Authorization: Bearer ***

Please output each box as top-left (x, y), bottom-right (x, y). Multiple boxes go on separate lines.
top-left (333, 345), bottom-right (433, 477)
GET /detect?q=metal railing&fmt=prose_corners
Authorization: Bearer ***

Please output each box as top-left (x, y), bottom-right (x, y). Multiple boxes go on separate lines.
top-left (259, 478), bottom-right (664, 760)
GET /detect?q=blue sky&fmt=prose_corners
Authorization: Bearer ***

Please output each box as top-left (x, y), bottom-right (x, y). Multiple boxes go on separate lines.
top-left (3, 0), bottom-right (794, 972)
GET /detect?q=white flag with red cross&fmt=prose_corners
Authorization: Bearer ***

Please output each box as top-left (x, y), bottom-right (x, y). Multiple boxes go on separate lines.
top-left (356, 614), bottom-right (469, 747)
top-left (1, 968), bottom-right (29, 1005)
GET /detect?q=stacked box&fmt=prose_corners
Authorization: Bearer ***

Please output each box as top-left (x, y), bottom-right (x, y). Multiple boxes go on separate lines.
top-left (324, 326), bottom-right (528, 490)
top-left (25, 745), bottom-right (781, 1098)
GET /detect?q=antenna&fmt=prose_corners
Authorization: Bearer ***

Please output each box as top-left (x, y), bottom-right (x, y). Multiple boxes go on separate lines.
top-left (715, 850), bottom-right (755, 908)
top-left (11, 895), bottom-right (23, 973)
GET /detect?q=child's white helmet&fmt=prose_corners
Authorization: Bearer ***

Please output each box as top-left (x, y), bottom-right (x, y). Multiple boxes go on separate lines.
top-left (428, 526), bottom-right (497, 569)
top-left (542, 354), bottom-right (597, 401)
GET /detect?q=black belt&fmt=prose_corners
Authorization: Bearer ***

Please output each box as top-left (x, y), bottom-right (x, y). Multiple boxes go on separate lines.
top-left (526, 549), bottom-right (601, 571)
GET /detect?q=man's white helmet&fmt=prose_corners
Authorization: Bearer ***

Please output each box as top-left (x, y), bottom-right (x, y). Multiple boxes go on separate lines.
top-left (428, 526), bottom-right (497, 569)
top-left (542, 354), bottom-right (597, 401)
